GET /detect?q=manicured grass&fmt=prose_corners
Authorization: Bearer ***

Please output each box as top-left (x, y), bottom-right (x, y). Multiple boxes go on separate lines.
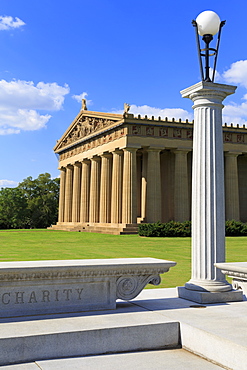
top-left (0, 230), bottom-right (246, 288)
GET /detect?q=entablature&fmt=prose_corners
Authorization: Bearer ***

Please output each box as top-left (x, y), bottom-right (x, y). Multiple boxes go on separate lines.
top-left (55, 110), bottom-right (247, 162)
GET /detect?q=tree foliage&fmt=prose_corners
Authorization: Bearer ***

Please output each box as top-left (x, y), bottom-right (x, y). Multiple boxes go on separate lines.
top-left (0, 173), bottom-right (59, 229)
top-left (0, 187), bottom-right (29, 229)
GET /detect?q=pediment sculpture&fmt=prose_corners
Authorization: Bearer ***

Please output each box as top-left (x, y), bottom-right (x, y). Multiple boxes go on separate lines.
top-left (58, 115), bottom-right (119, 150)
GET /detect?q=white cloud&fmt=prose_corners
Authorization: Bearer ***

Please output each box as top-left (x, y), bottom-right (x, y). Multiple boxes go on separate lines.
top-left (220, 60), bottom-right (247, 126)
top-left (0, 80), bottom-right (69, 110)
top-left (0, 79), bottom-right (70, 135)
top-left (223, 98), bottom-right (247, 126)
top-left (72, 92), bottom-right (92, 106)
top-left (0, 179), bottom-right (18, 188)
top-left (223, 60), bottom-right (247, 88)
top-left (0, 128), bottom-right (20, 135)
top-left (0, 16), bottom-right (25, 31)
top-left (112, 104), bottom-right (193, 121)
top-left (72, 92), bottom-right (88, 103)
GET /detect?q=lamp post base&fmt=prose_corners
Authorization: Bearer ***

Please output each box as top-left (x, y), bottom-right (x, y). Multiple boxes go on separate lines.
top-left (177, 286), bottom-right (243, 304)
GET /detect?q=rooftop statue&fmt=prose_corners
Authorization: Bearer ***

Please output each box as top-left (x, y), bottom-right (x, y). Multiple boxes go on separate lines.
top-left (82, 98), bottom-right (88, 111)
top-left (124, 103), bottom-right (130, 114)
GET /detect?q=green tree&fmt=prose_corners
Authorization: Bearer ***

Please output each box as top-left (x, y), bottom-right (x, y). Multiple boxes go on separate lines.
top-left (0, 187), bottom-right (28, 229)
top-left (18, 173), bottom-right (60, 228)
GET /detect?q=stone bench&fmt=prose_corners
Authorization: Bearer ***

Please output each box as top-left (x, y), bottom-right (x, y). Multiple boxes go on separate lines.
top-left (215, 262), bottom-right (247, 296)
top-left (0, 258), bottom-right (176, 317)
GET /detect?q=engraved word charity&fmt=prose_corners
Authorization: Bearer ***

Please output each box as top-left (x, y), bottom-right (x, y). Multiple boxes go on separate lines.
top-left (0, 287), bottom-right (84, 305)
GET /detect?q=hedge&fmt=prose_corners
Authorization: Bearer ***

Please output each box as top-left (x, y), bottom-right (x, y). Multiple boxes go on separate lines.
top-left (225, 220), bottom-right (247, 236)
top-left (138, 220), bottom-right (247, 237)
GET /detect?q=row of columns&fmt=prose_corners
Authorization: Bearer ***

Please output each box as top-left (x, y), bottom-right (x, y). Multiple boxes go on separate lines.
top-left (58, 148), bottom-right (242, 226)
top-left (59, 148), bottom-right (138, 225)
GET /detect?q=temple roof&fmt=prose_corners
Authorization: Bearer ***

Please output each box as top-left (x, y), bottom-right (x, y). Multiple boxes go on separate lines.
top-left (54, 110), bottom-right (123, 153)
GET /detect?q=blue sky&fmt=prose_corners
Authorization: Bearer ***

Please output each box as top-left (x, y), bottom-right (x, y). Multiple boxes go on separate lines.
top-left (1, 0), bottom-right (247, 187)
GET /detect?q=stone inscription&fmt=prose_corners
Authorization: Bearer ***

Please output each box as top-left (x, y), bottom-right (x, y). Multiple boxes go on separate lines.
top-left (0, 280), bottom-right (112, 317)
top-left (0, 287), bottom-right (84, 305)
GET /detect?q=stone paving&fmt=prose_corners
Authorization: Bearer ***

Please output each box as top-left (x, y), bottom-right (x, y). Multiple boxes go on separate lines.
top-left (1, 288), bottom-right (246, 369)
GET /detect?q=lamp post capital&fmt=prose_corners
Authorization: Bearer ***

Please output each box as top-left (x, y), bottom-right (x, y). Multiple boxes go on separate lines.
top-left (180, 81), bottom-right (237, 101)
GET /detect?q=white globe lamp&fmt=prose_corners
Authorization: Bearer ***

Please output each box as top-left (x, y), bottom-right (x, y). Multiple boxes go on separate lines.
top-left (196, 10), bottom-right (221, 36)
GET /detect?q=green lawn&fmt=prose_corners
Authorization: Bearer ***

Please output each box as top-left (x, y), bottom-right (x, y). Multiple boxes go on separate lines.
top-left (0, 229), bottom-right (246, 289)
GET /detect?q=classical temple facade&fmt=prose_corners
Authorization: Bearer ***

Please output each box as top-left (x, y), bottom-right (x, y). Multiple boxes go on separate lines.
top-left (51, 103), bottom-right (247, 234)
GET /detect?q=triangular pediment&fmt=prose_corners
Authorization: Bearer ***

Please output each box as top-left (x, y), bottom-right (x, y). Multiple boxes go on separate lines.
top-left (54, 110), bottom-right (123, 153)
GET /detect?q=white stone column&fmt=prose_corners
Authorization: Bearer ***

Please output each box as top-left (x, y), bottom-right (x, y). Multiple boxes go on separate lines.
top-left (178, 82), bottom-right (241, 303)
top-left (136, 153), bottom-right (142, 219)
top-left (122, 147), bottom-right (137, 225)
top-left (173, 149), bottom-right (190, 222)
top-left (224, 152), bottom-right (240, 221)
top-left (72, 162), bottom-right (81, 223)
top-left (89, 156), bottom-right (101, 223)
top-left (80, 159), bottom-right (91, 223)
top-left (99, 153), bottom-right (112, 223)
top-left (160, 151), bottom-right (174, 222)
top-left (141, 151), bottom-right (148, 221)
top-left (111, 150), bottom-right (123, 224)
top-left (146, 148), bottom-right (162, 223)
top-left (64, 164), bottom-right (73, 222)
top-left (58, 167), bottom-right (66, 223)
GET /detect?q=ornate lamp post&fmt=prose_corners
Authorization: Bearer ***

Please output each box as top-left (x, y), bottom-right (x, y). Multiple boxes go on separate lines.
top-left (177, 11), bottom-right (242, 303)
top-left (192, 10), bottom-right (225, 82)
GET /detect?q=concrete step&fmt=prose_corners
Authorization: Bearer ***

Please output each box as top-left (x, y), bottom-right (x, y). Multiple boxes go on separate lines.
top-left (1, 349), bottom-right (223, 369)
top-left (133, 288), bottom-right (247, 370)
top-left (0, 310), bottom-right (180, 366)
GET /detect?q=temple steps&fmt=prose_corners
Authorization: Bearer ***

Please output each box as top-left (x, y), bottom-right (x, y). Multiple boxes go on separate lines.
top-left (49, 223), bottom-right (139, 235)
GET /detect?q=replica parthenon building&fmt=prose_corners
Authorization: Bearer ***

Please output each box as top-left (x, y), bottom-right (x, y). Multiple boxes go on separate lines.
top-left (51, 102), bottom-right (247, 234)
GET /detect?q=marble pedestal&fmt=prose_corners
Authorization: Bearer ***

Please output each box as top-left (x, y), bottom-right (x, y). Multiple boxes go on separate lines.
top-left (177, 286), bottom-right (242, 304)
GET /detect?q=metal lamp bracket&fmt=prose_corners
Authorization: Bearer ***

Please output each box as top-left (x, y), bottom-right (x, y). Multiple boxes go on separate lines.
top-left (192, 19), bottom-right (225, 82)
